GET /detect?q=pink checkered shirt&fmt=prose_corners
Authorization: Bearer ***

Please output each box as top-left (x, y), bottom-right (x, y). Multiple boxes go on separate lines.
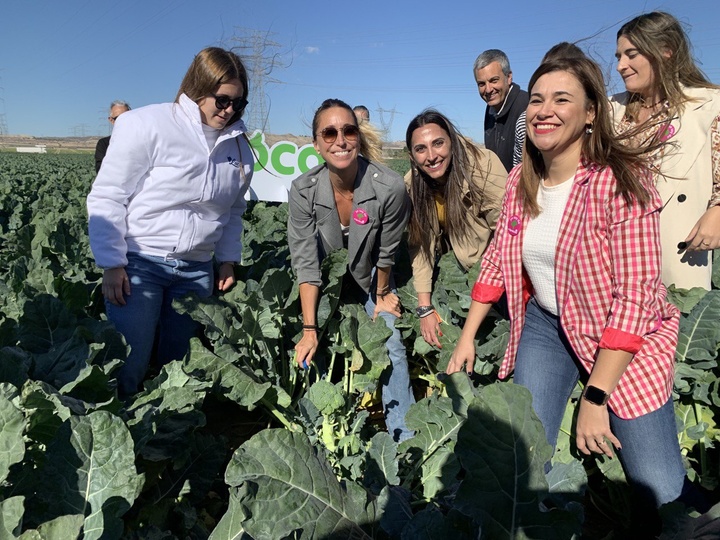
top-left (472, 160), bottom-right (680, 419)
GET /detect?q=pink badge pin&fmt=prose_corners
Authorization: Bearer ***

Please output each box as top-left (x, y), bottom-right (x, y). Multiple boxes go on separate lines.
top-left (660, 124), bottom-right (675, 142)
top-left (508, 215), bottom-right (521, 236)
top-left (353, 208), bottom-right (369, 225)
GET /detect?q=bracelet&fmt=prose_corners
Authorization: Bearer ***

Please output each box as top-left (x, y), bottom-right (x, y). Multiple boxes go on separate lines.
top-left (302, 324), bottom-right (319, 331)
top-left (377, 286), bottom-right (391, 298)
top-left (416, 305), bottom-right (436, 318)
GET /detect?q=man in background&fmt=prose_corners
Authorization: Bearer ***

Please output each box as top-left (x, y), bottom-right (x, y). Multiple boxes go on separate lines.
top-left (353, 105), bottom-right (370, 124)
top-left (95, 100), bottom-right (130, 173)
top-left (473, 49), bottom-right (528, 172)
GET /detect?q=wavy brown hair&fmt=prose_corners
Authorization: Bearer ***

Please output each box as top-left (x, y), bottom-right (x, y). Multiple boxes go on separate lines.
top-left (176, 47), bottom-right (249, 126)
top-left (520, 57), bottom-right (651, 217)
top-left (617, 11), bottom-right (719, 122)
top-left (405, 109), bottom-right (499, 262)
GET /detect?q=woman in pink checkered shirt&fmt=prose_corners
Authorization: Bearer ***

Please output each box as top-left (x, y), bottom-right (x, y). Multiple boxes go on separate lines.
top-left (448, 54), bottom-right (703, 524)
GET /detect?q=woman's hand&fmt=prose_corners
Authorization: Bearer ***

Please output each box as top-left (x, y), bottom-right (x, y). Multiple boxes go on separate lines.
top-left (446, 338), bottom-right (476, 375)
top-left (294, 329), bottom-right (318, 369)
top-left (216, 262), bottom-right (236, 291)
top-left (575, 400), bottom-right (622, 458)
top-left (102, 267), bottom-right (131, 306)
top-left (373, 292), bottom-right (402, 319)
top-left (420, 312), bottom-right (442, 348)
top-left (684, 205), bottom-right (720, 251)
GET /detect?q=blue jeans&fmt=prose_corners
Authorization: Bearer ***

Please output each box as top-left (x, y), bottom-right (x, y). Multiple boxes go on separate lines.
top-left (514, 298), bottom-right (686, 507)
top-left (106, 252), bottom-right (213, 397)
top-left (363, 288), bottom-right (415, 443)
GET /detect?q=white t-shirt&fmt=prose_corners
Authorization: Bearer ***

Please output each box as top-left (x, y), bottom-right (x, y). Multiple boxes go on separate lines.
top-left (522, 177), bottom-right (574, 315)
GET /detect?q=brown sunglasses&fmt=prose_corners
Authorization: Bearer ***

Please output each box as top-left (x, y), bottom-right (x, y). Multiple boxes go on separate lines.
top-left (319, 124), bottom-right (360, 144)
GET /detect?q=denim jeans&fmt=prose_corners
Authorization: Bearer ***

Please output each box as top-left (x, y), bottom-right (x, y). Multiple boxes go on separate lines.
top-left (362, 287), bottom-right (416, 443)
top-left (514, 298), bottom-right (686, 507)
top-left (106, 252), bottom-right (213, 397)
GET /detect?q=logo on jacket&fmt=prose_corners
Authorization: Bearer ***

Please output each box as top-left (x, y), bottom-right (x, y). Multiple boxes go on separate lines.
top-left (227, 156), bottom-right (241, 168)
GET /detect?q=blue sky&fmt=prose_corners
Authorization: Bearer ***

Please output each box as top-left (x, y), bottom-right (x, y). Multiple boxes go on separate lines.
top-left (1, 0), bottom-right (718, 143)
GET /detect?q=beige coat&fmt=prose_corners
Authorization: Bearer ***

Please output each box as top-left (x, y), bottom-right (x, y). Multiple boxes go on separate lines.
top-left (404, 146), bottom-right (507, 294)
top-left (610, 86), bottom-right (720, 290)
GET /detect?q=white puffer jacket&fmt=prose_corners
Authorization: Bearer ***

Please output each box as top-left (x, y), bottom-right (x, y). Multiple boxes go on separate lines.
top-left (87, 94), bottom-right (253, 269)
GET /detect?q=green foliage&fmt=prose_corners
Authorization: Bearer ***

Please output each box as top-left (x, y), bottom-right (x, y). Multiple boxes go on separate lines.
top-left (1, 153), bottom-right (719, 538)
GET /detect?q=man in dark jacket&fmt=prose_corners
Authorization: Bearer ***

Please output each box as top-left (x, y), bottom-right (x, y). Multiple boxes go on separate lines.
top-left (473, 49), bottom-right (528, 172)
top-left (94, 100), bottom-right (130, 173)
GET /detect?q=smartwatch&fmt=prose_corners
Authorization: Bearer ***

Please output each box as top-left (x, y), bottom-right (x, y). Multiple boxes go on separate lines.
top-left (582, 385), bottom-right (610, 406)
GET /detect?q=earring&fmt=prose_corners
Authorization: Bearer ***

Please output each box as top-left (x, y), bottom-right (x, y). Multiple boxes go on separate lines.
top-left (585, 123), bottom-right (594, 135)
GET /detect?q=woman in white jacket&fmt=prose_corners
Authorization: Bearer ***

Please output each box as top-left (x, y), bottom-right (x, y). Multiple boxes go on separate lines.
top-left (87, 47), bottom-right (254, 397)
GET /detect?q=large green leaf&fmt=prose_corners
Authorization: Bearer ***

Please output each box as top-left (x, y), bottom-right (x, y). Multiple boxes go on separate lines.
top-left (0, 347), bottom-right (31, 389)
top-left (454, 383), bottom-right (581, 538)
top-left (208, 489), bottom-right (252, 540)
top-left (0, 393), bottom-right (26, 485)
top-left (39, 411), bottom-right (143, 540)
top-left (676, 290), bottom-right (720, 363)
top-left (0, 496), bottom-right (23, 538)
top-left (174, 294), bottom-right (244, 344)
top-left (16, 295), bottom-right (77, 354)
top-left (183, 340), bottom-right (272, 409)
top-left (17, 515), bottom-right (85, 540)
top-left (364, 432), bottom-right (399, 492)
top-left (399, 392), bottom-right (464, 499)
top-left (666, 285), bottom-right (708, 314)
top-left (127, 361), bottom-right (210, 462)
top-left (399, 507), bottom-right (477, 540)
top-left (310, 249), bottom-right (348, 331)
top-left (224, 428), bottom-right (378, 539)
top-left (339, 304), bottom-right (391, 393)
top-left (136, 433), bottom-right (227, 532)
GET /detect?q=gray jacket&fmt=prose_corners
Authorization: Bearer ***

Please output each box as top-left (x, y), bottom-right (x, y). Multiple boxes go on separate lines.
top-left (288, 157), bottom-right (410, 292)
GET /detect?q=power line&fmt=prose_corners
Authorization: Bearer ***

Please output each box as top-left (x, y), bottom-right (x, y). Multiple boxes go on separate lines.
top-left (376, 106), bottom-right (398, 141)
top-left (229, 28), bottom-right (291, 134)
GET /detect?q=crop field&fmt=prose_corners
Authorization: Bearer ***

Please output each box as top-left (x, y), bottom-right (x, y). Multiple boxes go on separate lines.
top-left (1, 152), bottom-right (720, 538)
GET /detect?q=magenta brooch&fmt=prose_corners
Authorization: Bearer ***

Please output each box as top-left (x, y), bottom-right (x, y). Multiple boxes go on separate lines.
top-left (659, 124), bottom-right (675, 142)
top-left (508, 215), bottom-right (521, 236)
top-left (353, 208), bottom-right (369, 225)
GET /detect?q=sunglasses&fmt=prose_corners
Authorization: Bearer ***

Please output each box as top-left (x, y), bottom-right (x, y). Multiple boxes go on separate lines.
top-left (319, 124), bottom-right (360, 144)
top-left (212, 94), bottom-right (248, 113)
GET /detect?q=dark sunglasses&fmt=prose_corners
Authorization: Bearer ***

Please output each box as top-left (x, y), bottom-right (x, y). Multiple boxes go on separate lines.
top-left (319, 124), bottom-right (360, 144)
top-left (212, 94), bottom-right (248, 112)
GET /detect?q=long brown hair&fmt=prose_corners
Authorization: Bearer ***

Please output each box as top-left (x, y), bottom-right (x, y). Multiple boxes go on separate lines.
top-left (405, 109), bottom-right (499, 262)
top-left (311, 98), bottom-right (382, 162)
top-left (617, 11), bottom-right (719, 122)
top-left (176, 47), bottom-right (249, 126)
top-left (520, 57), bottom-right (651, 216)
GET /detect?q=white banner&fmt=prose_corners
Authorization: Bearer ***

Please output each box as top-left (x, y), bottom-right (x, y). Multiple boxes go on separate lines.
top-left (246, 131), bottom-right (323, 202)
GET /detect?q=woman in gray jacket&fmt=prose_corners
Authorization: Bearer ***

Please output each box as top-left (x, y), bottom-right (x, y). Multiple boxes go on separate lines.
top-left (288, 98), bottom-right (415, 442)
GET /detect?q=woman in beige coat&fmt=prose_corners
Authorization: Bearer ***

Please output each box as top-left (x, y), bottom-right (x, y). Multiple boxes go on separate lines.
top-left (611, 11), bottom-right (720, 290)
top-left (405, 109), bottom-right (507, 346)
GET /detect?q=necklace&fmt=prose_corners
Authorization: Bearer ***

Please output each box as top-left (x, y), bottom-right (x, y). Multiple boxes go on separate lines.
top-left (639, 96), bottom-right (667, 110)
top-left (333, 187), bottom-right (354, 201)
